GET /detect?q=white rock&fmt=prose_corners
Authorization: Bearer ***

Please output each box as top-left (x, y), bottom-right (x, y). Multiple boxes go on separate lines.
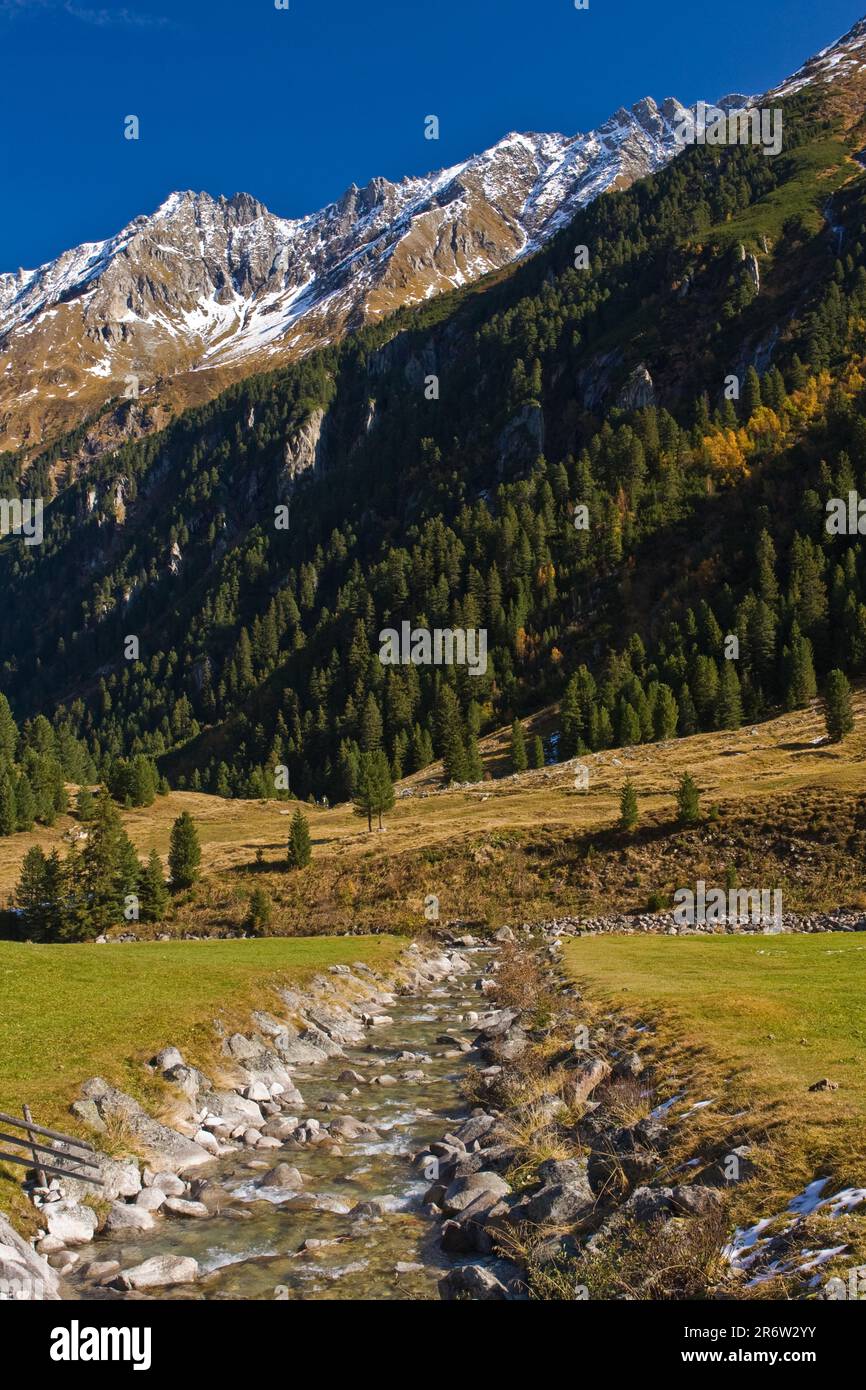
top-left (163, 1197), bottom-right (209, 1219)
top-left (44, 1202), bottom-right (98, 1247)
top-left (150, 1171), bottom-right (186, 1195)
top-left (151, 1046), bottom-right (184, 1071)
top-left (135, 1188), bottom-right (166, 1212)
top-left (103, 1203), bottom-right (155, 1234)
top-left (35, 1234), bottom-right (66, 1255)
top-left (118, 1254), bottom-right (200, 1290)
top-left (193, 1129), bottom-right (221, 1156)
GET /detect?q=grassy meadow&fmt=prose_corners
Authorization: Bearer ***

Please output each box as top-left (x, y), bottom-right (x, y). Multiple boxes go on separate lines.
top-left (0, 932), bottom-right (402, 1217)
top-left (563, 932), bottom-right (866, 1211)
top-left (0, 934), bottom-right (401, 1120)
top-left (1, 691), bottom-right (866, 936)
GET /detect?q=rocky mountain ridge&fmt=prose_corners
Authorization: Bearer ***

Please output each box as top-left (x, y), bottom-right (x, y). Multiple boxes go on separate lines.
top-left (3, 16), bottom-right (866, 463)
top-left (0, 99), bottom-right (697, 456)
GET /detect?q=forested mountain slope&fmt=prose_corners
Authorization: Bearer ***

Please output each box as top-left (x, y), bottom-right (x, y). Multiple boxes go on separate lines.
top-left (3, 78), bottom-right (866, 805)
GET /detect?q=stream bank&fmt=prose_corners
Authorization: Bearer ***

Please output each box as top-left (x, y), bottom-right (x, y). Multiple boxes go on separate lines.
top-left (418, 936), bottom-right (866, 1300)
top-left (4, 931), bottom-right (864, 1303)
top-left (11, 940), bottom-right (505, 1301)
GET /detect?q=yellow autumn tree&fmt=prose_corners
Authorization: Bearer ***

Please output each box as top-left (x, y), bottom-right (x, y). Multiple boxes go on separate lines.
top-left (788, 370), bottom-right (832, 428)
top-left (702, 428), bottom-right (748, 477)
top-left (745, 405), bottom-right (785, 456)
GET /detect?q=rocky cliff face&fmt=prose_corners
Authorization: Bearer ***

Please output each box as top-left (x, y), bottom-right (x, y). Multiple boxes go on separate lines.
top-left (282, 408), bottom-right (328, 489)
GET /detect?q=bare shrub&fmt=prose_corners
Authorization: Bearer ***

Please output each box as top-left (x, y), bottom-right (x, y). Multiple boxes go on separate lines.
top-left (530, 1204), bottom-right (731, 1301)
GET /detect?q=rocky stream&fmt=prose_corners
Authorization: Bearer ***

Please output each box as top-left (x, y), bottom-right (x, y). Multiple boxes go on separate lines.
top-left (7, 942), bottom-right (520, 1301)
top-left (3, 932), bottom-right (865, 1304)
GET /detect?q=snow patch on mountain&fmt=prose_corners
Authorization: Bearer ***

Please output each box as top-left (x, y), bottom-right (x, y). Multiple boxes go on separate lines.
top-left (3, 15), bottom-right (865, 453)
top-left (772, 16), bottom-right (866, 97)
top-left (0, 96), bottom-right (692, 393)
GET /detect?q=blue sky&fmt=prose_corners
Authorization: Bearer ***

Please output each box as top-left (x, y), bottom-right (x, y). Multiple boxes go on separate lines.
top-left (1, 0), bottom-right (864, 271)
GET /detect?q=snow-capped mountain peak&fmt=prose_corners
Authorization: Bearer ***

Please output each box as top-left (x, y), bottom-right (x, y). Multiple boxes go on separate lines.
top-left (771, 15), bottom-right (866, 96)
top-left (5, 14), bottom-right (866, 456)
top-left (0, 91), bottom-right (701, 453)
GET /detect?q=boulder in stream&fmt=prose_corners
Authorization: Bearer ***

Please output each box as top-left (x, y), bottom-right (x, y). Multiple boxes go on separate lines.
top-left (114, 1254), bottom-right (200, 1291)
top-left (439, 1259), bottom-right (524, 1300)
top-left (442, 1172), bottom-right (511, 1216)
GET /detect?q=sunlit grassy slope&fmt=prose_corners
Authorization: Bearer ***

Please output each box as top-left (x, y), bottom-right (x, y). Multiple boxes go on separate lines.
top-left (1, 691), bottom-right (865, 932)
top-left (563, 932), bottom-right (866, 1205)
top-left (0, 935), bottom-right (400, 1120)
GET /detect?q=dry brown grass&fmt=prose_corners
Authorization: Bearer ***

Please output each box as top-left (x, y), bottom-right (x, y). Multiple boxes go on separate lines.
top-left (528, 1205), bottom-right (732, 1301)
top-left (1, 692), bottom-right (865, 934)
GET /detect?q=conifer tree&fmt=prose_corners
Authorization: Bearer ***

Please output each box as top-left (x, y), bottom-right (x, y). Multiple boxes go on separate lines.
top-left (169, 811), bottom-right (202, 890)
top-left (233, 628), bottom-right (255, 695)
top-left (245, 886), bottom-right (272, 936)
top-left (353, 751), bottom-right (377, 831)
top-left (559, 675), bottom-right (584, 757)
top-left (139, 849), bottom-right (169, 922)
top-left (743, 366), bottom-right (763, 418)
top-left (359, 693), bottom-right (384, 752)
top-left (337, 741), bottom-right (360, 799)
top-left (716, 662), bottom-right (743, 730)
top-left (287, 807), bottom-right (312, 868)
top-left (42, 850), bottom-right (65, 941)
top-left (653, 685), bottom-right (679, 741)
top-left (510, 719), bottom-right (528, 772)
top-left (61, 840), bottom-right (89, 942)
top-left (16, 846), bottom-right (48, 938)
top-left (529, 734), bottom-right (545, 770)
top-left (676, 772), bottom-right (701, 826)
top-left (824, 669), bottom-right (854, 743)
top-left (0, 774), bottom-right (16, 837)
top-left (597, 706), bottom-right (614, 749)
top-left (691, 656), bottom-right (720, 727)
top-left (409, 724), bottom-right (434, 774)
top-left (756, 529), bottom-right (779, 608)
top-left (619, 779), bottom-right (639, 831)
top-left (635, 690), bottom-right (654, 743)
top-left (371, 749), bottom-right (395, 828)
top-left (677, 684), bottom-right (698, 736)
top-left (785, 631), bottom-right (818, 709)
top-left (617, 702), bottom-right (642, 747)
top-left (129, 755), bottom-right (157, 807)
top-left (436, 687), bottom-right (467, 783)
top-left (587, 705), bottom-right (601, 751)
top-left (79, 792), bottom-right (130, 935)
top-left (15, 771), bottom-right (35, 831)
top-left (353, 750), bottom-right (394, 830)
top-left (116, 840), bottom-right (141, 925)
top-left (749, 598), bottom-right (777, 680)
top-left (465, 731), bottom-right (484, 782)
top-left (391, 729), bottom-right (408, 781)
top-left (0, 694), bottom-right (17, 762)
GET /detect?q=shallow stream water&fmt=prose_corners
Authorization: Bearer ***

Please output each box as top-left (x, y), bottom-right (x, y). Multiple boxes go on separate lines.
top-left (83, 949), bottom-right (493, 1301)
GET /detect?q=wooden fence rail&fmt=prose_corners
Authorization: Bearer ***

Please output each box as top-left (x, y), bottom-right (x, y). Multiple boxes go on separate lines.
top-left (0, 1107), bottom-right (102, 1187)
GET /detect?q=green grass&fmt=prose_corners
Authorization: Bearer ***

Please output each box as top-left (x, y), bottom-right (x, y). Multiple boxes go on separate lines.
top-left (704, 138), bottom-right (852, 249)
top-left (563, 933), bottom-right (866, 1204)
top-left (0, 935), bottom-right (400, 1123)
